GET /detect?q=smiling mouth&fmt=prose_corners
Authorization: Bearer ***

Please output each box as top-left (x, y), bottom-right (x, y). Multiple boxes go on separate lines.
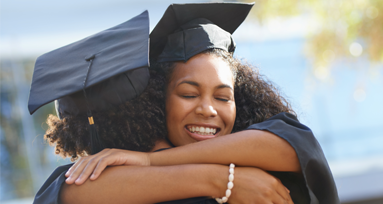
top-left (186, 125), bottom-right (220, 135)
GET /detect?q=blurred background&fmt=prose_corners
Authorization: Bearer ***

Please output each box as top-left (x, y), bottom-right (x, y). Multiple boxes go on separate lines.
top-left (1, 0), bottom-right (382, 203)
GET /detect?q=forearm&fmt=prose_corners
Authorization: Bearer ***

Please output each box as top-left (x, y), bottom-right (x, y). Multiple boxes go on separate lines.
top-left (150, 130), bottom-right (300, 172)
top-left (61, 164), bottom-right (227, 204)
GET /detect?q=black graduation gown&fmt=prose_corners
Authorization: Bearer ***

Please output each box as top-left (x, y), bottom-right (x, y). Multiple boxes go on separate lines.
top-left (33, 112), bottom-right (339, 204)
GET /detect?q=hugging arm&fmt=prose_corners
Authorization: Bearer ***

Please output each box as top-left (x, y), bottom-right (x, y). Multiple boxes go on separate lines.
top-left (60, 164), bottom-right (292, 204)
top-left (149, 128), bottom-right (300, 172)
top-left (61, 164), bottom-right (223, 204)
top-left (65, 112), bottom-right (339, 204)
top-left (66, 113), bottom-right (303, 185)
top-left (66, 122), bottom-right (299, 185)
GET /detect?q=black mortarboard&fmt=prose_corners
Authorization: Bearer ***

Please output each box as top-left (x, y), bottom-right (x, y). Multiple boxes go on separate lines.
top-left (150, 3), bottom-right (254, 63)
top-left (28, 11), bottom-right (150, 154)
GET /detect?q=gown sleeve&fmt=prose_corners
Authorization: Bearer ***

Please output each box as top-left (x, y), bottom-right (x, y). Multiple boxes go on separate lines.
top-left (246, 112), bottom-right (340, 204)
top-left (33, 163), bottom-right (73, 204)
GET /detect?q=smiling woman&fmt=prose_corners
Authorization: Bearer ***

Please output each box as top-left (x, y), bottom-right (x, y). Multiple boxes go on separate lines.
top-left (165, 53), bottom-right (236, 146)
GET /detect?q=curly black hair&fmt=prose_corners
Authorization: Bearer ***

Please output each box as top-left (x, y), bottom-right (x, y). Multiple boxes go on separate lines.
top-left (232, 59), bottom-right (295, 132)
top-left (44, 49), bottom-right (295, 161)
top-left (45, 70), bottom-right (168, 161)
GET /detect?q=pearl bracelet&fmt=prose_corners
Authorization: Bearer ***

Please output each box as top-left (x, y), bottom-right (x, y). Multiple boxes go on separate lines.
top-left (215, 163), bottom-right (235, 204)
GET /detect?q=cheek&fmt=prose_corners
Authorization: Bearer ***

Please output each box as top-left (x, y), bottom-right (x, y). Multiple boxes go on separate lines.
top-left (166, 96), bottom-right (187, 121)
top-left (165, 99), bottom-right (178, 144)
top-left (165, 95), bottom-right (189, 137)
top-left (222, 103), bottom-right (236, 133)
top-left (165, 97), bottom-right (177, 130)
top-left (165, 100), bottom-right (188, 146)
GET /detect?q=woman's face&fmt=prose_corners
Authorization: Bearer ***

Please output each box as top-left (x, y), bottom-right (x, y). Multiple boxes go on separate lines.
top-left (166, 53), bottom-right (236, 146)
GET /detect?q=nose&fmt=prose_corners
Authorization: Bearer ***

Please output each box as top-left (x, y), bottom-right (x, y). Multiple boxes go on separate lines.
top-left (195, 97), bottom-right (217, 118)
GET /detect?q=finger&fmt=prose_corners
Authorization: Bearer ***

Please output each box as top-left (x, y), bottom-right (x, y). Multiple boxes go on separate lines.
top-left (67, 150), bottom-right (112, 184)
top-left (65, 158), bottom-right (87, 184)
top-left (267, 176), bottom-right (291, 204)
top-left (90, 158), bottom-right (110, 180)
top-left (269, 190), bottom-right (287, 204)
top-left (65, 166), bottom-right (73, 178)
top-left (74, 155), bottom-right (107, 185)
top-left (65, 158), bottom-right (83, 177)
top-left (284, 187), bottom-right (290, 194)
top-left (271, 193), bottom-right (289, 204)
top-left (275, 184), bottom-right (293, 204)
top-left (65, 157), bottom-right (93, 184)
top-left (286, 191), bottom-right (294, 204)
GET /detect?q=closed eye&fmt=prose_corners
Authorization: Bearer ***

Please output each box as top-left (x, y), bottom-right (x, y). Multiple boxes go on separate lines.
top-left (215, 97), bottom-right (229, 102)
top-left (182, 95), bottom-right (197, 99)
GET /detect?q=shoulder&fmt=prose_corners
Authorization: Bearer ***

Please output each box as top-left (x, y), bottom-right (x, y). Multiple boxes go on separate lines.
top-left (246, 112), bottom-right (311, 132)
top-left (33, 163), bottom-right (73, 204)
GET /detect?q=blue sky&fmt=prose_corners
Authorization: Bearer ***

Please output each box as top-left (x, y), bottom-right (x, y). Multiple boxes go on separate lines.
top-left (0, 0), bottom-right (208, 57)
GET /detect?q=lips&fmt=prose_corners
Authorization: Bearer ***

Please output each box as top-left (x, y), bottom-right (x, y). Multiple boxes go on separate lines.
top-left (185, 125), bottom-right (220, 141)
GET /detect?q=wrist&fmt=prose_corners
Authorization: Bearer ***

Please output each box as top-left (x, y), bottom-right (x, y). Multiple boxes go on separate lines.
top-left (215, 164), bottom-right (235, 203)
top-left (148, 151), bottom-right (163, 166)
top-left (144, 152), bottom-right (152, 166)
top-left (210, 164), bottom-right (230, 198)
top-left (149, 148), bottom-right (174, 166)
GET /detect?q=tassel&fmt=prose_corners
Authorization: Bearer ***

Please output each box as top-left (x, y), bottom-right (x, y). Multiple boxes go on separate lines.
top-left (88, 116), bottom-right (104, 154)
top-left (82, 56), bottom-right (104, 154)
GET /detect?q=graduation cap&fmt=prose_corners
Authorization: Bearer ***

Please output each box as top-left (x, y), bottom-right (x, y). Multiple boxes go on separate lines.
top-left (150, 2), bottom-right (254, 63)
top-left (28, 10), bottom-right (150, 154)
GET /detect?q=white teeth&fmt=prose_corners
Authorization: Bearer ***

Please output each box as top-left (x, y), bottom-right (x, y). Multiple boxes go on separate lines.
top-left (188, 126), bottom-right (217, 135)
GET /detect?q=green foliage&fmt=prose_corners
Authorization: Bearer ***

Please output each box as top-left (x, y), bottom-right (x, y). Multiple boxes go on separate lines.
top-left (242, 0), bottom-right (383, 77)
top-left (249, 0), bottom-right (301, 21)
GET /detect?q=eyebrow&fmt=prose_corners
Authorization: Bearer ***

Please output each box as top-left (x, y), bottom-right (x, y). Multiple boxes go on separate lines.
top-left (217, 84), bottom-right (233, 90)
top-left (178, 80), bottom-right (233, 90)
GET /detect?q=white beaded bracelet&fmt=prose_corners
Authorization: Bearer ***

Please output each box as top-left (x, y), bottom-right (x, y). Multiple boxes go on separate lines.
top-left (215, 163), bottom-right (235, 204)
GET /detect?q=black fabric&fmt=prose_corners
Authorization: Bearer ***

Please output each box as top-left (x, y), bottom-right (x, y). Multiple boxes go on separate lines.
top-left (150, 3), bottom-right (253, 63)
top-left (245, 112), bottom-right (340, 204)
top-left (33, 112), bottom-right (339, 204)
top-left (55, 67), bottom-right (149, 119)
top-left (268, 171), bottom-right (310, 203)
top-left (157, 18), bottom-right (234, 63)
top-left (28, 11), bottom-right (150, 116)
top-left (34, 164), bottom-right (72, 204)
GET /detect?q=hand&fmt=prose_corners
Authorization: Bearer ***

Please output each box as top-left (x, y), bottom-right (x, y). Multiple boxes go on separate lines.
top-left (65, 148), bottom-right (151, 185)
top-left (227, 167), bottom-right (293, 204)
